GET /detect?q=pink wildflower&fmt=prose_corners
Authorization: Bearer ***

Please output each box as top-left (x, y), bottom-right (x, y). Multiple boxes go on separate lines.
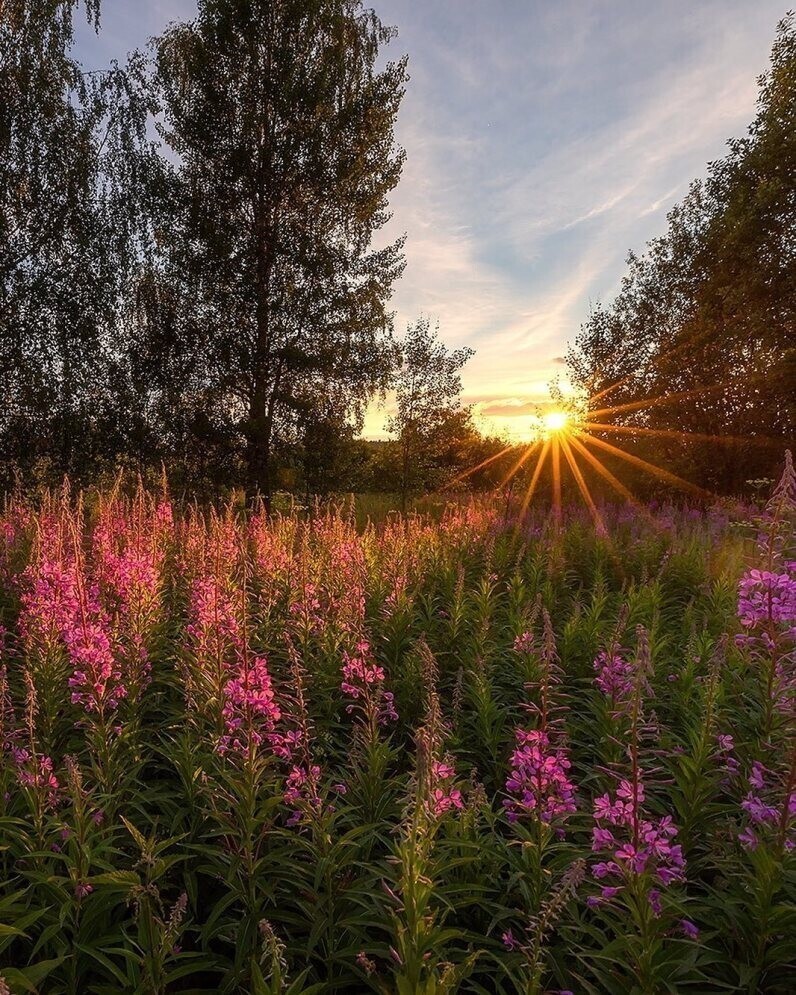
top-left (593, 650), bottom-right (633, 712)
top-left (283, 764), bottom-right (323, 826)
top-left (737, 569), bottom-right (796, 628)
top-left (340, 641), bottom-right (397, 726)
top-left (503, 728), bottom-right (576, 824)
top-left (591, 772), bottom-right (684, 891)
top-left (16, 752), bottom-right (60, 808)
top-left (680, 919), bottom-right (700, 940)
top-left (218, 656), bottom-right (280, 756)
top-left (427, 758), bottom-right (464, 817)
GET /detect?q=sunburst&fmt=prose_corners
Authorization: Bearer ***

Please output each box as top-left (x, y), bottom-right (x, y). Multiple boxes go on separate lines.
top-left (462, 379), bottom-right (786, 530)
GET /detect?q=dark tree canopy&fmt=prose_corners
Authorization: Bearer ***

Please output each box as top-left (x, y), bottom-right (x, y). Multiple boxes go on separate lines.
top-left (568, 14), bottom-right (796, 492)
top-left (0, 0), bottom-right (160, 486)
top-left (388, 318), bottom-right (474, 506)
top-left (135, 0), bottom-right (407, 500)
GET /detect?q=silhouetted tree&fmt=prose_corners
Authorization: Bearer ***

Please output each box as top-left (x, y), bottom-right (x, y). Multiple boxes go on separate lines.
top-left (388, 319), bottom-right (474, 507)
top-left (138, 0), bottom-right (406, 503)
top-left (569, 14), bottom-right (796, 492)
top-left (0, 0), bottom-right (160, 487)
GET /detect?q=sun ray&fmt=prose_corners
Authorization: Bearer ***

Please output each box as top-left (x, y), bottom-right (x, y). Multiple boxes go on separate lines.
top-left (448, 443), bottom-right (516, 486)
top-left (551, 436), bottom-right (562, 526)
top-left (581, 422), bottom-right (782, 448)
top-left (559, 435), bottom-right (606, 535)
top-left (517, 437), bottom-right (550, 520)
top-left (566, 433), bottom-right (640, 507)
top-left (580, 433), bottom-right (711, 498)
top-left (583, 322), bottom-right (729, 409)
top-left (497, 440), bottom-right (541, 490)
top-left (587, 373), bottom-right (771, 421)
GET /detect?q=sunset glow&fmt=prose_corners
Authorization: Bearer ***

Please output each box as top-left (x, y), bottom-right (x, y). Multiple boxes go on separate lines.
top-left (542, 410), bottom-right (571, 434)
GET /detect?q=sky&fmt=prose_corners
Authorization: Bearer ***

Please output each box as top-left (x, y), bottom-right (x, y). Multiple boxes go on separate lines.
top-left (74, 0), bottom-right (786, 440)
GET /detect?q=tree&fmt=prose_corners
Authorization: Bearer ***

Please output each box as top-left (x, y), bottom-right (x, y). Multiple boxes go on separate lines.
top-left (568, 14), bottom-right (796, 492)
top-left (0, 0), bottom-right (159, 487)
top-left (388, 318), bottom-right (474, 507)
top-left (139, 0), bottom-right (407, 502)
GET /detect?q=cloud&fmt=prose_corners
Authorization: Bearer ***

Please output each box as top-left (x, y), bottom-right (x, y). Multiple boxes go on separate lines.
top-left (76, 1), bottom-right (785, 441)
top-left (369, 0), bottom-right (781, 438)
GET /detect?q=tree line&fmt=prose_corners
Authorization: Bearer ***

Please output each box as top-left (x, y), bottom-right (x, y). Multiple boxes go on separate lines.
top-left (1, 0), bottom-right (496, 502)
top-left (568, 13), bottom-right (796, 494)
top-left (2, 2), bottom-right (794, 503)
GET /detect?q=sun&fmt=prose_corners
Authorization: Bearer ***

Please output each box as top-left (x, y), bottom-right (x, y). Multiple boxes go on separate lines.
top-left (542, 410), bottom-right (570, 435)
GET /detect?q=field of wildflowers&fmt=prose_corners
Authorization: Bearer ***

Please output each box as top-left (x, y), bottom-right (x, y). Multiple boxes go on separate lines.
top-left (0, 458), bottom-right (794, 994)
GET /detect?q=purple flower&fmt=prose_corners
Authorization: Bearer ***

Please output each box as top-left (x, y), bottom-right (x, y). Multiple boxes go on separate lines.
top-left (591, 774), bottom-right (685, 890)
top-left (739, 825), bottom-right (759, 849)
top-left (680, 919), bottom-right (700, 940)
top-left (738, 569), bottom-right (796, 628)
top-left (593, 651), bottom-right (633, 712)
top-left (502, 928), bottom-right (518, 950)
top-left (503, 729), bottom-right (576, 824)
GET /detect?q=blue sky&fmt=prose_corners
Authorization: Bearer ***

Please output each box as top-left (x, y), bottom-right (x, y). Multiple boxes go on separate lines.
top-left (75, 0), bottom-right (786, 439)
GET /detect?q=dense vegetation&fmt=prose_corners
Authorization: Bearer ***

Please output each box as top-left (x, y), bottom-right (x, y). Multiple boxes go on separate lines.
top-left (2, 2), bottom-right (794, 498)
top-left (0, 456), bottom-right (794, 993)
top-left (568, 15), bottom-right (796, 492)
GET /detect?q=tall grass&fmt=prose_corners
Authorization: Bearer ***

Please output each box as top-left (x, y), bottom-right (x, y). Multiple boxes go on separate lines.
top-left (0, 468), bottom-right (793, 993)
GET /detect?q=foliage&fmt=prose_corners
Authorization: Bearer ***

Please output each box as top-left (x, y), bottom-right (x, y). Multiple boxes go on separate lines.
top-left (388, 319), bottom-right (475, 508)
top-left (0, 456), bottom-right (794, 992)
top-left (0, 0), bottom-right (162, 488)
top-left (137, 0), bottom-right (407, 500)
top-left (568, 14), bottom-right (796, 492)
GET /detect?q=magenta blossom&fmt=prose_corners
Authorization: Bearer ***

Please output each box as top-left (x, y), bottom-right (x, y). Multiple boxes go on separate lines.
top-left (591, 773), bottom-right (685, 892)
top-left (16, 751), bottom-right (60, 808)
top-left (503, 728), bottom-right (576, 824)
top-left (283, 764), bottom-right (323, 826)
top-left (341, 641), bottom-right (385, 699)
top-left (737, 569), bottom-right (796, 628)
top-left (218, 655), bottom-right (281, 756)
top-left (593, 651), bottom-right (633, 712)
top-left (428, 759), bottom-right (464, 817)
top-left (340, 641), bottom-right (397, 727)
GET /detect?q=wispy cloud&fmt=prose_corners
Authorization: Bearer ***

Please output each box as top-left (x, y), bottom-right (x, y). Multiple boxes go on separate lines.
top-left (77, 1), bottom-right (784, 440)
top-left (368, 0), bottom-right (782, 438)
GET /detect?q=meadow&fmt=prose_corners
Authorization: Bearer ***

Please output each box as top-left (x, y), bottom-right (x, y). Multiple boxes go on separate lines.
top-left (0, 466), bottom-right (794, 994)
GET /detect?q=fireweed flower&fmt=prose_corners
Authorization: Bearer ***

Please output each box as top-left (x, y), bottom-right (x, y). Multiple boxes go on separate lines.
top-left (737, 569), bottom-right (796, 629)
top-left (0, 665), bottom-right (18, 757)
top-left (513, 631), bottom-right (535, 654)
top-left (428, 759), bottom-right (464, 817)
top-left (283, 764), bottom-right (323, 826)
top-left (288, 581), bottom-right (324, 634)
top-left (186, 576), bottom-right (242, 661)
top-left (735, 547), bottom-right (795, 734)
top-left (680, 919), bottom-right (699, 939)
top-left (16, 751), bottom-right (60, 809)
top-left (716, 733), bottom-right (740, 785)
top-left (218, 655), bottom-right (281, 756)
top-left (593, 650), bottom-right (634, 713)
top-left (64, 611), bottom-right (126, 715)
top-left (503, 728), bottom-right (576, 824)
top-left (502, 929), bottom-right (518, 950)
top-left (21, 542), bottom-right (127, 717)
top-left (590, 773), bottom-right (685, 901)
top-left (340, 640), bottom-right (397, 728)
top-left (19, 554), bottom-right (81, 650)
top-left (738, 761), bottom-right (796, 850)
top-left (341, 641), bottom-right (385, 700)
